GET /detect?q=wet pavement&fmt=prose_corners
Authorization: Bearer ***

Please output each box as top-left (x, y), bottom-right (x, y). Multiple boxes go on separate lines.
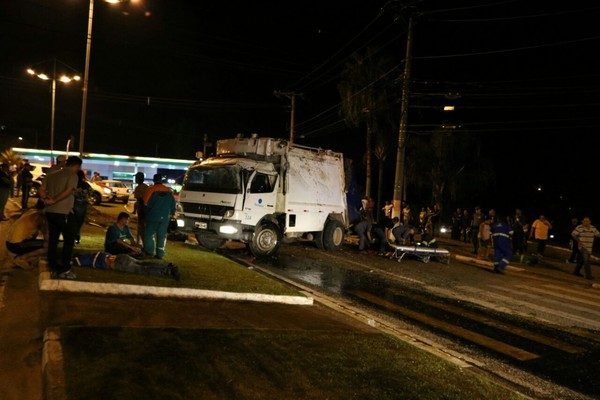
top-left (222, 240), bottom-right (600, 399)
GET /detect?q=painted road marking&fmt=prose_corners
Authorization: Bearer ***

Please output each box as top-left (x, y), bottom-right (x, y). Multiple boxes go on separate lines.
top-left (516, 285), bottom-right (600, 310)
top-left (387, 288), bottom-right (584, 354)
top-left (489, 285), bottom-right (600, 319)
top-left (458, 286), bottom-right (600, 330)
top-left (348, 289), bottom-right (539, 361)
top-left (542, 284), bottom-right (600, 302)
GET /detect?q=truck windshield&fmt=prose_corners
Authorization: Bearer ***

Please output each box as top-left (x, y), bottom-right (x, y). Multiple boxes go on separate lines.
top-left (183, 165), bottom-right (241, 194)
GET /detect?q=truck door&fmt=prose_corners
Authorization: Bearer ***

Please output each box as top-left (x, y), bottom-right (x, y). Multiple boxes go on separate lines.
top-left (243, 171), bottom-right (278, 226)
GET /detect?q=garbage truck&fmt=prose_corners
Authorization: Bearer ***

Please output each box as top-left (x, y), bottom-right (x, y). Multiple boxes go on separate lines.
top-left (178, 135), bottom-right (348, 257)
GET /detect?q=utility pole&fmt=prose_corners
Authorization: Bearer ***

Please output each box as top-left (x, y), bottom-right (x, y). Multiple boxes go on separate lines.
top-left (79, 0), bottom-right (95, 155)
top-left (274, 91), bottom-right (302, 144)
top-left (392, 14), bottom-right (414, 218)
top-left (50, 58), bottom-right (57, 158)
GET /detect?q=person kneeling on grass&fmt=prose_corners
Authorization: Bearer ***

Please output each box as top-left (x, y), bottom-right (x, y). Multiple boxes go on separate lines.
top-left (5, 202), bottom-right (47, 270)
top-left (73, 251), bottom-right (180, 280)
top-left (104, 212), bottom-right (143, 256)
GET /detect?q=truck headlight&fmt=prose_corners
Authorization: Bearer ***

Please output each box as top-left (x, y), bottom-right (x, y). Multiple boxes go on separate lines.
top-left (219, 225), bottom-right (238, 234)
top-left (223, 210), bottom-right (234, 218)
top-left (177, 219), bottom-right (185, 228)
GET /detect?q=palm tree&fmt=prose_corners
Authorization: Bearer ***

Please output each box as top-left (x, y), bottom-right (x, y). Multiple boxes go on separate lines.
top-left (0, 149), bottom-right (22, 168)
top-left (339, 51), bottom-right (394, 198)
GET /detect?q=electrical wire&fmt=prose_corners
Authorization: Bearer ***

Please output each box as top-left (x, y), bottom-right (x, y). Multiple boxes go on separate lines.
top-left (430, 6), bottom-right (600, 22)
top-left (421, 0), bottom-right (522, 15)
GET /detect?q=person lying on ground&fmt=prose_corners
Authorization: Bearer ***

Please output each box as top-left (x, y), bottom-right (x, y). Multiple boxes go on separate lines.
top-left (104, 212), bottom-right (142, 256)
top-left (5, 202), bottom-right (47, 269)
top-left (73, 251), bottom-right (180, 280)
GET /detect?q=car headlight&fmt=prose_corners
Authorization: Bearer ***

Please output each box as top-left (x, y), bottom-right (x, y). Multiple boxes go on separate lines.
top-left (219, 225), bottom-right (238, 234)
top-left (103, 187), bottom-right (112, 194)
top-left (223, 210), bottom-right (234, 218)
top-left (177, 219), bottom-right (185, 228)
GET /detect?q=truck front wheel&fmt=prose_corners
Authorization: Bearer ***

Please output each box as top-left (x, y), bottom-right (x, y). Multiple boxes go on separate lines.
top-left (322, 219), bottom-right (345, 251)
top-left (249, 222), bottom-right (281, 257)
top-left (195, 233), bottom-right (225, 251)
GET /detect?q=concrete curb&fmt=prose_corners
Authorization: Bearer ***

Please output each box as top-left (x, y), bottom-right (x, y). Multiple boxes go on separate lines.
top-left (43, 328), bottom-right (67, 400)
top-left (38, 261), bottom-right (313, 306)
top-left (453, 254), bottom-right (525, 272)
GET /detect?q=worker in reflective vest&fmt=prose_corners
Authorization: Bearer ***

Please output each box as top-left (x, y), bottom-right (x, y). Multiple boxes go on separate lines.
top-left (491, 216), bottom-right (513, 274)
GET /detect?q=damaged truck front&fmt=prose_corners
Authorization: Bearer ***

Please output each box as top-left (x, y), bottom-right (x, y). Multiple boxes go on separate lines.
top-left (178, 136), bottom-right (348, 257)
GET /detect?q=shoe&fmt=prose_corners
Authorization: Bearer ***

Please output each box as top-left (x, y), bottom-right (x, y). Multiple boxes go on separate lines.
top-left (168, 263), bottom-right (180, 281)
top-left (492, 269), bottom-right (505, 274)
top-left (56, 270), bottom-right (77, 280)
top-left (572, 272), bottom-right (584, 277)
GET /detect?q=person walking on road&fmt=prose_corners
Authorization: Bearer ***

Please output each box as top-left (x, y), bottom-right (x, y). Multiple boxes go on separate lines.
top-left (39, 156), bottom-right (82, 279)
top-left (530, 214), bottom-right (552, 256)
top-left (571, 217), bottom-right (600, 280)
top-left (491, 216), bottom-right (513, 274)
top-left (142, 173), bottom-right (176, 259)
top-left (0, 163), bottom-right (12, 221)
top-left (471, 206), bottom-right (483, 255)
top-left (19, 161), bottom-right (33, 210)
top-left (133, 172), bottom-right (148, 245)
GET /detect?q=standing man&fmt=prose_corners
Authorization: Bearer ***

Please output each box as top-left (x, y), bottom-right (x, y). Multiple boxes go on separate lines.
top-left (470, 206), bottom-right (483, 255)
top-left (0, 163), bottom-right (12, 221)
top-left (46, 154), bottom-right (66, 174)
top-left (571, 217), bottom-right (600, 280)
top-left (91, 171), bottom-right (102, 182)
top-left (133, 172), bottom-right (148, 245)
top-left (143, 173), bottom-right (176, 259)
top-left (491, 216), bottom-right (513, 274)
top-left (19, 161), bottom-right (33, 209)
top-left (530, 214), bottom-right (552, 256)
top-left (39, 156), bottom-right (82, 279)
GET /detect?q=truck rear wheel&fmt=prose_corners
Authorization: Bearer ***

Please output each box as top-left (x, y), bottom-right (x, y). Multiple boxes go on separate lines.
top-left (249, 222), bottom-right (281, 257)
top-left (195, 233), bottom-right (225, 251)
top-left (322, 219), bottom-right (345, 251)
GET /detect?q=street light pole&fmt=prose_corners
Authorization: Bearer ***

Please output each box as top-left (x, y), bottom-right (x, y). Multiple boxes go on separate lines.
top-left (79, 0), bottom-right (95, 155)
top-left (50, 58), bottom-right (57, 157)
top-left (392, 14), bottom-right (414, 218)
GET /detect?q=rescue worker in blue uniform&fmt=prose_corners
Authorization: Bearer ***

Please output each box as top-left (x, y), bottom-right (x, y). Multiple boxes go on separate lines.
top-left (491, 216), bottom-right (513, 274)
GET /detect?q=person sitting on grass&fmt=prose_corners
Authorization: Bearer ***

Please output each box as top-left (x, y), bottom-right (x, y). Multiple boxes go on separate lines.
top-left (72, 251), bottom-right (180, 280)
top-left (104, 212), bottom-right (142, 256)
top-left (5, 201), bottom-right (47, 269)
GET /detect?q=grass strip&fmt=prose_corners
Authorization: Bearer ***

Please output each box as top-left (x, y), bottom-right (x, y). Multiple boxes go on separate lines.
top-left (70, 224), bottom-right (298, 296)
top-left (61, 327), bottom-right (525, 400)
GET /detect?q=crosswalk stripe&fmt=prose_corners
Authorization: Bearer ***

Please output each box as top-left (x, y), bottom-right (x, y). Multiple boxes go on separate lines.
top-left (516, 285), bottom-right (600, 310)
top-left (387, 288), bottom-right (584, 354)
top-left (458, 286), bottom-right (600, 330)
top-left (348, 289), bottom-right (539, 361)
top-left (489, 285), bottom-right (600, 319)
top-left (542, 284), bottom-right (600, 302)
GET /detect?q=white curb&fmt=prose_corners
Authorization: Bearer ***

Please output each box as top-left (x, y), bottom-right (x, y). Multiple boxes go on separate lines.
top-left (453, 254), bottom-right (524, 272)
top-left (43, 328), bottom-right (67, 400)
top-left (38, 261), bottom-right (313, 305)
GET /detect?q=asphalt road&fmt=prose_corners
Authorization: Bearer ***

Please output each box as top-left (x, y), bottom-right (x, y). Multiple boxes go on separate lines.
top-left (222, 239), bottom-right (600, 399)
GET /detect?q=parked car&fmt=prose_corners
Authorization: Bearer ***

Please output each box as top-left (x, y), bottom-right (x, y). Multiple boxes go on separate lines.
top-left (88, 180), bottom-right (113, 205)
top-left (101, 180), bottom-right (131, 204)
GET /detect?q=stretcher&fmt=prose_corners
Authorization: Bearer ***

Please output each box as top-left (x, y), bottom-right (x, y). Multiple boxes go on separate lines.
top-left (389, 243), bottom-right (451, 264)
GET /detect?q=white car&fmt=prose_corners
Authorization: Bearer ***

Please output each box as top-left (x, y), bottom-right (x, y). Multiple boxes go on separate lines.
top-left (88, 180), bottom-right (113, 205)
top-left (101, 180), bottom-right (131, 204)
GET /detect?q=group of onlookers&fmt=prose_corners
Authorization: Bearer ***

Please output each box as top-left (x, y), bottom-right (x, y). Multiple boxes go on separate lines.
top-left (2, 157), bottom-right (178, 280)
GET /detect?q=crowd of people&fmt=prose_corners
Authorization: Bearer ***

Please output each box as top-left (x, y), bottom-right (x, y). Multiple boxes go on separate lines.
top-left (1, 156), bottom-right (179, 280)
top-left (354, 197), bottom-right (598, 280)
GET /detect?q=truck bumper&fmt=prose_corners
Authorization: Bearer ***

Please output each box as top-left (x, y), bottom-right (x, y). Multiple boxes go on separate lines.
top-left (179, 216), bottom-right (253, 242)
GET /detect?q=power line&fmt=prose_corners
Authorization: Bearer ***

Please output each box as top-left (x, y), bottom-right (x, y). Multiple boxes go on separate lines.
top-left (421, 0), bottom-right (522, 15)
top-left (415, 35), bottom-right (600, 60)
top-left (430, 6), bottom-right (600, 22)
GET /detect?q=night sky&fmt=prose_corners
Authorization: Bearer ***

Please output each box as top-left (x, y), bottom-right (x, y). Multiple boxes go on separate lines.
top-left (1, 0), bottom-right (599, 227)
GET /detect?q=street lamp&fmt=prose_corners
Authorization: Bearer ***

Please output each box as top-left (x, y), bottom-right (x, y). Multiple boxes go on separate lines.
top-left (26, 59), bottom-right (81, 158)
top-left (79, 0), bottom-right (141, 155)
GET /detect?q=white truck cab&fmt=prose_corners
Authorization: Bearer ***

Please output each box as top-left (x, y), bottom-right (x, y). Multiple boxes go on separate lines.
top-left (178, 136), bottom-right (348, 257)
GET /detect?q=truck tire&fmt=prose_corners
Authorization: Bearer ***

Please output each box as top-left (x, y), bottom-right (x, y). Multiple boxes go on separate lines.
top-left (314, 231), bottom-right (325, 250)
top-left (322, 219), bottom-right (345, 251)
top-left (249, 222), bottom-right (281, 257)
top-left (195, 233), bottom-right (225, 251)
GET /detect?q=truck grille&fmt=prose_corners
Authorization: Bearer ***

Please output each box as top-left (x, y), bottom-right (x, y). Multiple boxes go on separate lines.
top-left (181, 202), bottom-right (233, 217)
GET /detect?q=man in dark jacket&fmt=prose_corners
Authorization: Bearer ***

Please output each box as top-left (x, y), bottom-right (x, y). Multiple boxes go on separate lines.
top-left (142, 174), bottom-right (176, 259)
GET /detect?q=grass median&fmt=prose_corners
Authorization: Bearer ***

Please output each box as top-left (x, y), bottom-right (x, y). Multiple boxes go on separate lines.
top-left (69, 223), bottom-right (298, 296)
top-left (61, 327), bottom-right (525, 400)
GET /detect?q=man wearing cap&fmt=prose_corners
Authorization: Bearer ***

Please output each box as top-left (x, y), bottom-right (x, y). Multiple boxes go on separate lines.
top-left (46, 155), bottom-right (67, 174)
top-left (142, 173), bottom-right (176, 259)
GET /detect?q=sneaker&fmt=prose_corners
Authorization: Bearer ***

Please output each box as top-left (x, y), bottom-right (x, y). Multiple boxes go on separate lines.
top-left (168, 263), bottom-right (180, 281)
top-left (56, 270), bottom-right (77, 280)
